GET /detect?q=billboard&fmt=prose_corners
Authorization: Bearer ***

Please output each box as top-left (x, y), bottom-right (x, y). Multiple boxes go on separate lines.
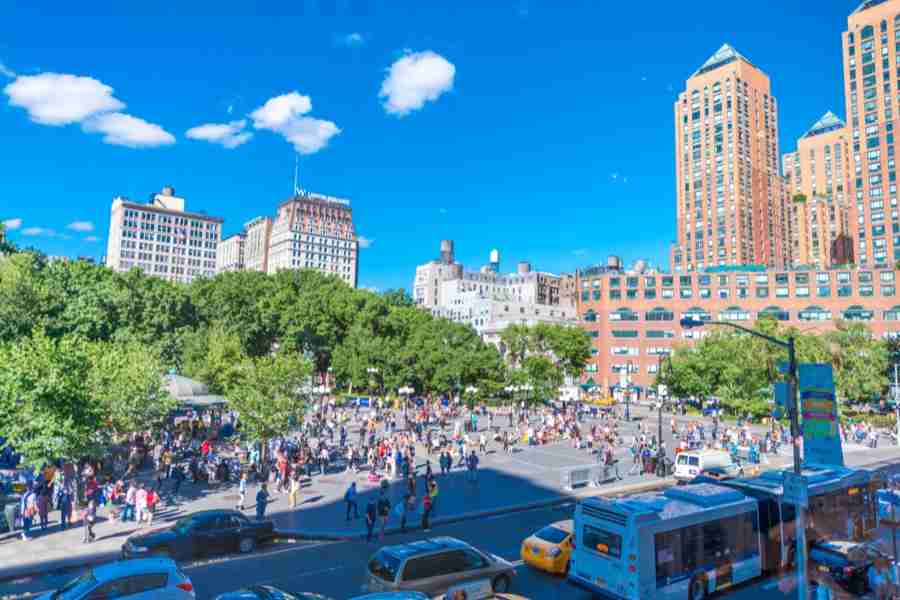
top-left (798, 363), bottom-right (844, 467)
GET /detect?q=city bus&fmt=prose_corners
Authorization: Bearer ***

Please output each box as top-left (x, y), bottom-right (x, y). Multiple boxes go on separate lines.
top-left (718, 464), bottom-right (881, 574)
top-left (569, 483), bottom-right (762, 600)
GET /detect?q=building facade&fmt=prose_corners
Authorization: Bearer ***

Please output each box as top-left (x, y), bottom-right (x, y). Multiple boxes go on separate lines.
top-left (216, 233), bottom-right (245, 272)
top-left (783, 112), bottom-right (852, 268)
top-left (843, 0), bottom-right (900, 268)
top-left (267, 193), bottom-right (358, 288)
top-left (243, 216), bottom-right (273, 273)
top-left (413, 240), bottom-right (577, 340)
top-left (575, 265), bottom-right (900, 394)
top-left (673, 44), bottom-right (789, 272)
top-left (105, 186), bottom-right (222, 283)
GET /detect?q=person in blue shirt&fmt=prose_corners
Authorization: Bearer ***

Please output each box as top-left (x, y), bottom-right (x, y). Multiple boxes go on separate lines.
top-left (255, 483), bottom-right (269, 521)
top-left (466, 451), bottom-right (479, 483)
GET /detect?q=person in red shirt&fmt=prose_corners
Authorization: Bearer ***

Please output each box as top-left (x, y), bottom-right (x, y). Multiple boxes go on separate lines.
top-left (200, 439), bottom-right (211, 458)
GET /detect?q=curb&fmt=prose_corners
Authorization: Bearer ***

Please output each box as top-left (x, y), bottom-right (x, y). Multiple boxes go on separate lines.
top-left (275, 476), bottom-right (677, 542)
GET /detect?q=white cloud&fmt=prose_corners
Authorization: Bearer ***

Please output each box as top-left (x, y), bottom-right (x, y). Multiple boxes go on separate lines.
top-left (379, 50), bottom-right (455, 117)
top-left (2, 218), bottom-right (22, 230)
top-left (4, 72), bottom-right (124, 125)
top-left (66, 221), bottom-right (95, 232)
top-left (21, 227), bottom-right (55, 237)
top-left (83, 236), bottom-right (100, 242)
top-left (361, 285), bottom-right (381, 293)
top-left (0, 62), bottom-right (16, 79)
top-left (186, 119), bottom-right (253, 149)
top-left (337, 32), bottom-right (366, 48)
top-left (250, 92), bottom-right (340, 155)
top-left (82, 112), bottom-right (175, 148)
top-left (358, 236), bottom-right (374, 249)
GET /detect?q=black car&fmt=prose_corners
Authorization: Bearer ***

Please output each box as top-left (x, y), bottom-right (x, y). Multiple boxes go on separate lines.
top-left (122, 509), bottom-right (274, 561)
top-left (215, 586), bottom-right (334, 600)
top-left (808, 539), bottom-right (889, 595)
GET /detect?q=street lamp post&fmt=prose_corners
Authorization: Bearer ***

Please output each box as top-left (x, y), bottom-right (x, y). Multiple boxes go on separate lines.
top-left (681, 317), bottom-right (806, 600)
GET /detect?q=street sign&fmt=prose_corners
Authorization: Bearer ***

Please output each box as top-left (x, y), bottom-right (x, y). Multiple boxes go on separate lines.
top-left (772, 382), bottom-right (789, 419)
top-left (783, 472), bottom-right (809, 508)
top-left (799, 363), bottom-right (844, 467)
top-left (657, 384), bottom-right (668, 398)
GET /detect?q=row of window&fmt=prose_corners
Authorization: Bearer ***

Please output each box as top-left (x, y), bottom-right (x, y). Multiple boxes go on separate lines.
top-left (587, 304), bottom-right (900, 323)
top-left (582, 270), bottom-right (896, 290)
top-left (582, 283), bottom-right (897, 302)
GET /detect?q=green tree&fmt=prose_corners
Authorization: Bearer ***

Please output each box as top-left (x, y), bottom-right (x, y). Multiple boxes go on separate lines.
top-left (826, 321), bottom-right (888, 404)
top-left (0, 331), bottom-right (103, 467)
top-left (87, 340), bottom-right (176, 439)
top-left (227, 351), bottom-right (312, 449)
top-left (182, 323), bottom-right (247, 395)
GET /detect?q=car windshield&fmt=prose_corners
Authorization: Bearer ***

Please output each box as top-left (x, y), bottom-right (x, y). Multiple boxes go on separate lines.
top-left (368, 550), bottom-right (402, 582)
top-left (534, 526), bottom-right (569, 544)
top-left (52, 571), bottom-right (97, 600)
top-left (173, 516), bottom-right (197, 534)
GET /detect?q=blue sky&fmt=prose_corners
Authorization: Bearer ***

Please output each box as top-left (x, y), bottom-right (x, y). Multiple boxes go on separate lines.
top-left (0, 1), bottom-right (857, 291)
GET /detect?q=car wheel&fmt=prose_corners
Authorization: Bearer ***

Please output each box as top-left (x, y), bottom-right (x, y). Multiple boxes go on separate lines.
top-left (688, 576), bottom-right (706, 600)
top-left (239, 537), bottom-right (256, 554)
top-left (492, 574), bottom-right (511, 594)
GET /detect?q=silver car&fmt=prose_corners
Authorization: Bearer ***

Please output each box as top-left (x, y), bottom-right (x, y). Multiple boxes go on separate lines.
top-left (364, 537), bottom-right (515, 597)
top-left (37, 557), bottom-right (194, 600)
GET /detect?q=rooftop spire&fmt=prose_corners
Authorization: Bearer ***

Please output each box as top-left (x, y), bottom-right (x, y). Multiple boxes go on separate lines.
top-left (692, 43), bottom-right (754, 77)
top-left (802, 111), bottom-right (845, 138)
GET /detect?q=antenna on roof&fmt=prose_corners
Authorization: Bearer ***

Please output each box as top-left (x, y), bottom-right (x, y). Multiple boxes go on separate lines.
top-left (292, 153), bottom-right (307, 198)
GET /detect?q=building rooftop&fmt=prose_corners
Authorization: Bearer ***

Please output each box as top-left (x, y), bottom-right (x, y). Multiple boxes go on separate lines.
top-left (802, 111), bottom-right (845, 138)
top-left (692, 43), bottom-right (755, 77)
top-left (852, 0), bottom-right (890, 15)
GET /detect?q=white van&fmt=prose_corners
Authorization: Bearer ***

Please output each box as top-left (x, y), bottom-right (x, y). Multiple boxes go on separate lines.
top-left (673, 449), bottom-right (736, 483)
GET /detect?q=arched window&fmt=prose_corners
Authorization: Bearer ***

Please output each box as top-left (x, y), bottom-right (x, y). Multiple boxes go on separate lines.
top-left (682, 307), bottom-right (711, 322)
top-left (720, 306), bottom-right (750, 321)
top-left (885, 305), bottom-right (900, 321)
top-left (583, 309), bottom-right (597, 323)
top-left (759, 306), bottom-right (790, 321)
top-left (843, 305), bottom-right (874, 321)
top-left (799, 305), bottom-right (832, 321)
top-left (609, 307), bottom-right (639, 322)
top-left (862, 25), bottom-right (874, 39)
top-left (646, 306), bottom-right (674, 321)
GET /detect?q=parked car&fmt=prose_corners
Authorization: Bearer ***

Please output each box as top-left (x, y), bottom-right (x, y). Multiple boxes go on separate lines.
top-left (36, 558), bottom-right (193, 599)
top-left (519, 520), bottom-right (573, 575)
top-left (122, 509), bottom-right (274, 561)
top-left (673, 450), bottom-right (735, 483)
top-left (364, 537), bottom-right (516, 596)
top-left (688, 464), bottom-right (743, 484)
top-left (215, 586), bottom-right (334, 600)
top-left (808, 539), bottom-right (889, 595)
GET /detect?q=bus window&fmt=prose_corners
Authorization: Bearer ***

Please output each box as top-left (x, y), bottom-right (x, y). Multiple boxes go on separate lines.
top-left (583, 524), bottom-right (622, 559)
top-left (654, 530), bottom-right (682, 588)
top-left (682, 525), bottom-right (702, 573)
top-left (702, 521), bottom-right (727, 563)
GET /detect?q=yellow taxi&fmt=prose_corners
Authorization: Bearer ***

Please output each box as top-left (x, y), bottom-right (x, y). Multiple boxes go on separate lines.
top-left (519, 520), bottom-right (573, 575)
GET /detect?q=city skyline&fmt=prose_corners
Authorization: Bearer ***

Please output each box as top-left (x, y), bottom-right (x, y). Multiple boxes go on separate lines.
top-left (0, 2), bottom-right (860, 291)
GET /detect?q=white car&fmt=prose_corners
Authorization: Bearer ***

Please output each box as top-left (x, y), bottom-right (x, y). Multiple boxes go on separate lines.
top-left (37, 558), bottom-right (194, 600)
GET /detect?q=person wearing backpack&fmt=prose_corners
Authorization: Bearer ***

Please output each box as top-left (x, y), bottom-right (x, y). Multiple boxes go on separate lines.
top-left (376, 492), bottom-right (391, 541)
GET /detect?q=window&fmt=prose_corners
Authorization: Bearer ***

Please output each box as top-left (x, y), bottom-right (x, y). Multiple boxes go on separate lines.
top-left (720, 306), bottom-right (750, 321)
top-left (759, 306), bottom-right (789, 321)
top-left (799, 306), bottom-right (832, 321)
top-left (402, 555), bottom-right (449, 581)
top-left (884, 305), bottom-right (900, 320)
top-left (646, 307), bottom-right (674, 321)
top-left (644, 289), bottom-right (657, 299)
top-left (797, 286), bottom-right (810, 298)
top-left (609, 308), bottom-right (639, 321)
top-left (583, 524), bottom-right (622, 559)
top-left (655, 530), bottom-right (682, 588)
top-left (584, 309), bottom-right (597, 322)
top-left (817, 286), bottom-right (832, 298)
top-left (843, 305), bottom-right (874, 321)
top-left (459, 550), bottom-right (488, 570)
top-left (859, 271), bottom-right (874, 283)
top-left (679, 276), bottom-right (693, 287)
top-left (662, 276), bottom-right (674, 287)
top-left (126, 574), bottom-right (168, 596)
top-left (838, 285), bottom-right (853, 297)
top-left (611, 330), bottom-right (639, 338)
top-left (795, 273), bottom-right (810, 284)
top-left (884, 285), bottom-right (896, 296)
top-left (682, 307), bottom-right (711, 322)
top-left (610, 290), bottom-right (621, 300)
top-left (755, 286), bottom-right (769, 298)
top-left (626, 277), bottom-right (639, 288)
top-left (647, 330), bottom-right (675, 338)
top-left (680, 288), bottom-right (694, 299)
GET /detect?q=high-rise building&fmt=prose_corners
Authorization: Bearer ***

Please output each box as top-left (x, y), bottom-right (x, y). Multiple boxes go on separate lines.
top-left (783, 112), bottom-right (852, 268)
top-left (267, 192), bottom-right (358, 288)
top-left (843, 0), bottom-right (900, 268)
top-left (106, 186), bottom-right (222, 283)
top-left (244, 216), bottom-right (273, 273)
top-left (673, 44), bottom-right (789, 272)
top-left (217, 233), bottom-right (245, 272)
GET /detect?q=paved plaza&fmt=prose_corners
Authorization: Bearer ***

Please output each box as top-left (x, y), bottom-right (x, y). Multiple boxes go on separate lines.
top-left (0, 405), bottom-right (888, 586)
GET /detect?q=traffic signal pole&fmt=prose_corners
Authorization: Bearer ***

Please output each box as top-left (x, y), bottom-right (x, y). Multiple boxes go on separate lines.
top-left (679, 318), bottom-right (807, 599)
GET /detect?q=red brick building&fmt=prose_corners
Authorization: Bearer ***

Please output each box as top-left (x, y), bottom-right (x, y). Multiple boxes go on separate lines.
top-left (574, 264), bottom-right (900, 396)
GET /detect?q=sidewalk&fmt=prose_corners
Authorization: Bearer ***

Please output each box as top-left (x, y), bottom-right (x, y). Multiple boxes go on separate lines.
top-left (2, 433), bottom-right (899, 584)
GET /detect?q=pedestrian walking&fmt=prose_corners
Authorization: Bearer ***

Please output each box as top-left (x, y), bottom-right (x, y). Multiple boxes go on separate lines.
top-left (123, 482), bottom-right (136, 522)
top-left (36, 487), bottom-right (49, 531)
top-left (19, 486), bottom-right (36, 541)
top-left (81, 499), bottom-right (96, 544)
top-left (58, 486), bottom-right (73, 530)
top-left (365, 500), bottom-right (377, 542)
top-left (421, 492), bottom-right (432, 532)
top-left (399, 493), bottom-right (414, 533)
top-left (135, 484), bottom-right (148, 526)
top-left (345, 482), bottom-right (359, 520)
top-left (255, 483), bottom-right (269, 521)
top-left (288, 471), bottom-right (301, 509)
top-left (377, 493), bottom-right (391, 541)
top-left (237, 472), bottom-right (247, 511)
top-left (145, 488), bottom-right (159, 528)
top-left (428, 479), bottom-right (439, 517)
top-left (466, 451), bottom-right (479, 484)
